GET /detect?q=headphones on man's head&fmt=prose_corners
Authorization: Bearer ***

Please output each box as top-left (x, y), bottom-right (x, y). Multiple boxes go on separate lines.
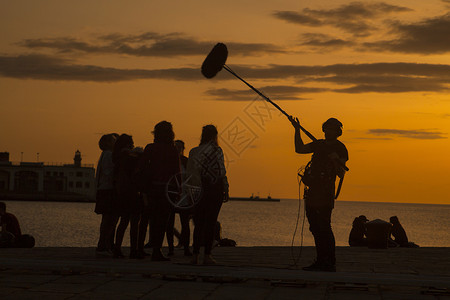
top-left (322, 118), bottom-right (343, 137)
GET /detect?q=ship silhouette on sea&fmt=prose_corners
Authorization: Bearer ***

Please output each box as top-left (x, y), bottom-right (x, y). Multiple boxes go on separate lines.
top-left (229, 194), bottom-right (280, 202)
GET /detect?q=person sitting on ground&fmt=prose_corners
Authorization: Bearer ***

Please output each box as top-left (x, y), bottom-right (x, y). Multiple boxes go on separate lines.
top-left (0, 202), bottom-right (35, 248)
top-left (348, 215), bottom-right (369, 247)
top-left (389, 216), bottom-right (419, 248)
top-left (365, 218), bottom-right (393, 249)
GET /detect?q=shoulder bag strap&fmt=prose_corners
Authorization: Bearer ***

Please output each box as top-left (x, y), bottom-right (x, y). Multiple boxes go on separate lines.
top-left (335, 175), bottom-right (344, 200)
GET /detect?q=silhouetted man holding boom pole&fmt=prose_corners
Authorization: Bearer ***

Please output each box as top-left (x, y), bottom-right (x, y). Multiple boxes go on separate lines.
top-left (289, 116), bottom-right (348, 272)
top-left (200, 43), bottom-right (349, 271)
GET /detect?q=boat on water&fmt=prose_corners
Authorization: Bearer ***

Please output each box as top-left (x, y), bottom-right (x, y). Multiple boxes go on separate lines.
top-left (229, 194), bottom-right (280, 202)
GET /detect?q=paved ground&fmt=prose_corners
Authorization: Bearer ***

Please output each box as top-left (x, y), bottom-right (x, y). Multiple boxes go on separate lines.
top-left (0, 246), bottom-right (449, 299)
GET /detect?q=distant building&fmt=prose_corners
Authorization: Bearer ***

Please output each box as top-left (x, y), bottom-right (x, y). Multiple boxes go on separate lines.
top-left (0, 151), bottom-right (95, 202)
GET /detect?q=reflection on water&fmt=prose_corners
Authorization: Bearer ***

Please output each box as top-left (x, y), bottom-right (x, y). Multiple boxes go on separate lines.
top-left (4, 200), bottom-right (450, 247)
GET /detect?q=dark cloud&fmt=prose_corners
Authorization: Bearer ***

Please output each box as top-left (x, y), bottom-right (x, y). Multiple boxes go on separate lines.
top-left (272, 11), bottom-right (323, 27)
top-left (318, 74), bottom-right (449, 93)
top-left (354, 137), bottom-right (393, 140)
top-left (368, 129), bottom-right (447, 139)
top-left (228, 62), bottom-right (450, 80)
top-left (272, 4), bottom-right (450, 56)
top-left (364, 13), bottom-right (450, 54)
top-left (273, 2), bottom-right (412, 36)
top-left (0, 54), bottom-right (201, 82)
top-left (284, 13), bottom-right (450, 55)
top-left (204, 86), bottom-right (326, 101)
top-left (1, 54), bottom-right (449, 95)
top-left (414, 112), bottom-right (450, 119)
top-left (299, 33), bottom-right (354, 49)
top-left (225, 63), bottom-right (450, 93)
top-left (19, 32), bottom-right (285, 57)
top-left (99, 32), bottom-right (180, 43)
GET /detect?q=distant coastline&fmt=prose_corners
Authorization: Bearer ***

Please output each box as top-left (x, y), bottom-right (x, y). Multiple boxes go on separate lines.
top-left (0, 192), bottom-right (93, 203)
top-left (2, 197), bottom-right (449, 206)
top-left (1, 195), bottom-right (281, 203)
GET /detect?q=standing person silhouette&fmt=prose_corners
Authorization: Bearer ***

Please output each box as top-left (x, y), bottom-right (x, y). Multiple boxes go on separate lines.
top-left (95, 134), bottom-right (118, 257)
top-left (138, 121), bottom-right (181, 261)
top-left (166, 140), bottom-right (193, 256)
top-left (188, 125), bottom-right (229, 265)
top-left (112, 134), bottom-right (142, 259)
top-left (289, 116), bottom-right (348, 272)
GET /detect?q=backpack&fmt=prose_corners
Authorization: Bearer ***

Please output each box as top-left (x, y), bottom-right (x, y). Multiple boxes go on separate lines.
top-left (300, 161), bottom-right (314, 187)
top-left (300, 160), bottom-right (344, 200)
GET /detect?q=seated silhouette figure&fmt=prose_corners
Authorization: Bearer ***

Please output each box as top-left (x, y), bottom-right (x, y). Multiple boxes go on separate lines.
top-left (0, 202), bottom-right (35, 248)
top-left (348, 215), bottom-right (369, 247)
top-left (389, 216), bottom-right (419, 248)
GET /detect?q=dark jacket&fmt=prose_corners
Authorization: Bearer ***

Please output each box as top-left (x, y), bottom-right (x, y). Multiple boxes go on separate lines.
top-left (139, 142), bottom-right (181, 187)
top-left (113, 149), bottom-right (142, 214)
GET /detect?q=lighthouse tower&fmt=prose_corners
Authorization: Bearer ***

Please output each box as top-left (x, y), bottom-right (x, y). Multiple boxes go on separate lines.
top-left (74, 150), bottom-right (82, 167)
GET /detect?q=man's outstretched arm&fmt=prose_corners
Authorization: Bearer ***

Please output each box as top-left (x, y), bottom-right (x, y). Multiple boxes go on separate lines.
top-left (288, 116), bottom-right (313, 154)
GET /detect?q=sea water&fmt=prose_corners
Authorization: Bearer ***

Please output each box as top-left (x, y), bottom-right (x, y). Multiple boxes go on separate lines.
top-left (3, 200), bottom-right (449, 247)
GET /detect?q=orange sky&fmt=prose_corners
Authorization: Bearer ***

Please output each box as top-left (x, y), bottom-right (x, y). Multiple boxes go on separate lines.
top-left (1, 0), bottom-right (449, 204)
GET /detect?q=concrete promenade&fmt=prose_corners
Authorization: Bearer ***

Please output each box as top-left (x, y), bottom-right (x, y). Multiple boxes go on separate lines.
top-left (0, 246), bottom-right (449, 299)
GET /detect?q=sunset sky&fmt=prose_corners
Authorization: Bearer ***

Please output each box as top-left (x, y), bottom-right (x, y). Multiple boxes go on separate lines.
top-left (1, 0), bottom-right (449, 204)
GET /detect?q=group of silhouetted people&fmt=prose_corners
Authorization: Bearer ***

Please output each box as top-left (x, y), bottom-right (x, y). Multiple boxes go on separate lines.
top-left (348, 215), bottom-right (419, 249)
top-left (95, 121), bottom-right (229, 264)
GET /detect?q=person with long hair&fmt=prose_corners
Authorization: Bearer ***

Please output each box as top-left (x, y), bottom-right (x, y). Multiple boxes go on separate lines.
top-left (187, 125), bottom-right (229, 265)
top-left (112, 134), bottom-right (142, 259)
top-left (138, 121), bottom-right (180, 261)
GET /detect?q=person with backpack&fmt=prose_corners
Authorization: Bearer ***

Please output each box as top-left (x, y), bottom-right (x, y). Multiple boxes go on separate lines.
top-left (289, 116), bottom-right (348, 272)
top-left (187, 125), bottom-right (229, 265)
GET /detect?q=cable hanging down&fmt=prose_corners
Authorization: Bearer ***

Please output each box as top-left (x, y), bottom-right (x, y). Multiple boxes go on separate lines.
top-left (290, 166), bottom-right (307, 268)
